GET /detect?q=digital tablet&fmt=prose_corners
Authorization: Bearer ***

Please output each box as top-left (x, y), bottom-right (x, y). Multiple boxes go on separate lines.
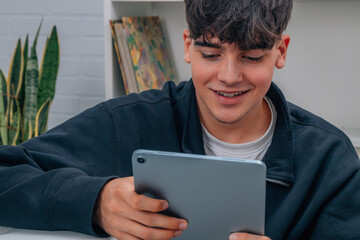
top-left (132, 149), bottom-right (266, 239)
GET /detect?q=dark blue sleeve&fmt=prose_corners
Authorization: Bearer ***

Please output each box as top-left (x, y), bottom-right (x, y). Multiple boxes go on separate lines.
top-left (0, 103), bottom-right (119, 236)
top-left (309, 167), bottom-right (360, 239)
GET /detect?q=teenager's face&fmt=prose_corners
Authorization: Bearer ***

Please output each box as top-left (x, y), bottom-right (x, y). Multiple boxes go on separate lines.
top-left (183, 29), bottom-right (290, 132)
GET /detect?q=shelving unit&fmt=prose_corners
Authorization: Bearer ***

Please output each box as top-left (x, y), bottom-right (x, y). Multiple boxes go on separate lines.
top-left (104, 0), bottom-right (190, 99)
top-left (103, 0), bottom-right (360, 151)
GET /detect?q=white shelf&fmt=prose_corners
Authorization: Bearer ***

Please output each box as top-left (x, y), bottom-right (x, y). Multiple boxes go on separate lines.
top-left (342, 128), bottom-right (360, 149)
top-left (103, 0), bottom-right (191, 99)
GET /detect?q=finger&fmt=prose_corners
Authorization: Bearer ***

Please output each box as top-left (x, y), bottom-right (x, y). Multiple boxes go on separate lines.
top-left (111, 231), bottom-right (142, 240)
top-left (120, 218), bottom-right (183, 240)
top-left (126, 192), bottom-right (169, 212)
top-left (131, 210), bottom-right (188, 230)
top-left (229, 233), bottom-right (271, 240)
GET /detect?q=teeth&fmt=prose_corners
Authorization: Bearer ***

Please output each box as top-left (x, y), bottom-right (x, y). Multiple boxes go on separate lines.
top-left (216, 91), bottom-right (243, 98)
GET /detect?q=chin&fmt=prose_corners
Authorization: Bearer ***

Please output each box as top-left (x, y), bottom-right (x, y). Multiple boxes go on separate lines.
top-left (214, 115), bottom-right (243, 125)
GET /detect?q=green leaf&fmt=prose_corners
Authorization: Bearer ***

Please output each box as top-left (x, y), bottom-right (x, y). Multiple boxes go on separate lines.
top-left (17, 35), bottom-right (29, 144)
top-left (30, 19), bottom-right (42, 58)
top-left (23, 24), bottom-right (41, 141)
top-left (19, 34), bottom-right (29, 110)
top-left (8, 95), bottom-right (20, 145)
top-left (1, 70), bottom-right (8, 116)
top-left (5, 39), bottom-right (22, 145)
top-left (7, 39), bottom-right (23, 144)
top-left (35, 98), bottom-right (51, 137)
top-left (8, 39), bottom-right (23, 97)
top-left (23, 57), bottom-right (39, 141)
top-left (0, 70), bottom-right (8, 145)
top-left (38, 26), bottom-right (60, 109)
top-left (9, 97), bottom-right (21, 145)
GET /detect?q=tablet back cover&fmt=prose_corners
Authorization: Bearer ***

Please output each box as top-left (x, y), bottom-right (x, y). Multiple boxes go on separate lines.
top-left (132, 150), bottom-right (266, 239)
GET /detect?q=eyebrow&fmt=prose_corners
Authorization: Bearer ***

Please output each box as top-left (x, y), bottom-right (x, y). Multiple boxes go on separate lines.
top-left (193, 40), bottom-right (222, 49)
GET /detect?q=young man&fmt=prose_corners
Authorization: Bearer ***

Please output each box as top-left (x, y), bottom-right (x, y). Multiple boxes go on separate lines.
top-left (0, 0), bottom-right (359, 239)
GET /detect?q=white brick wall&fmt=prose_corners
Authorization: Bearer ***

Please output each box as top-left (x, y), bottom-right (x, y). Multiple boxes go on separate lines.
top-left (0, 0), bottom-right (105, 129)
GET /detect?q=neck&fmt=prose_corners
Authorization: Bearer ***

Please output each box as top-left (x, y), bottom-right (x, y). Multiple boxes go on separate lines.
top-left (200, 99), bottom-right (272, 144)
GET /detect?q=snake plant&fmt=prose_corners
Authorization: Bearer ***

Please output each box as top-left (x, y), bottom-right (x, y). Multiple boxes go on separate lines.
top-left (0, 21), bottom-right (60, 145)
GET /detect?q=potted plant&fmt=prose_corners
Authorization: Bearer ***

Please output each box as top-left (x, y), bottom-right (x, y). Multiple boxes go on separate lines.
top-left (0, 20), bottom-right (60, 145)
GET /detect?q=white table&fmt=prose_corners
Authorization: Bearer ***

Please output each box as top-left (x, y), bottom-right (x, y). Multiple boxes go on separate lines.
top-left (0, 226), bottom-right (114, 240)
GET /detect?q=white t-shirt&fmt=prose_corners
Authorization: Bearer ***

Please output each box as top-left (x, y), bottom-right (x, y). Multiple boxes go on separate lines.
top-left (202, 97), bottom-right (277, 161)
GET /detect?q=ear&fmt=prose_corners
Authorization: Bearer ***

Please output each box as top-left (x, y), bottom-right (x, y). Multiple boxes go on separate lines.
top-left (275, 34), bottom-right (290, 69)
top-left (183, 29), bottom-right (192, 63)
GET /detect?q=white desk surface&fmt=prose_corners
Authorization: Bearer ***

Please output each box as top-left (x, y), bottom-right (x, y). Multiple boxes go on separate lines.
top-left (0, 226), bottom-right (115, 240)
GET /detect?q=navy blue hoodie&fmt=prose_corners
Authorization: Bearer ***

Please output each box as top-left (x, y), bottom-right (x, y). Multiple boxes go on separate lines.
top-left (0, 80), bottom-right (359, 239)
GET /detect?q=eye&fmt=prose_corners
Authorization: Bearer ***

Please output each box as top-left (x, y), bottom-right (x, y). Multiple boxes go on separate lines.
top-left (201, 52), bottom-right (220, 60)
top-left (243, 56), bottom-right (264, 62)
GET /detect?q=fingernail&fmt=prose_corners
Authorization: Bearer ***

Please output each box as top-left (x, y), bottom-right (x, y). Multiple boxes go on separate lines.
top-left (162, 201), bottom-right (168, 209)
top-left (175, 230), bottom-right (182, 237)
top-left (229, 233), bottom-right (238, 240)
top-left (179, 222), bottom-right (187, 230)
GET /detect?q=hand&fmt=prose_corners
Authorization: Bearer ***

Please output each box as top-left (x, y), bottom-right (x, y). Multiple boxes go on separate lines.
top-left (94, 177), bottom-right (188, 240)
top-left (229, 233), bottom-right (271, 240)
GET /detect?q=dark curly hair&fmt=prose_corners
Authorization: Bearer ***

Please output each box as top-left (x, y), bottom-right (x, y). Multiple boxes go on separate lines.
top-left (184, 0), bottom-right (293, 50)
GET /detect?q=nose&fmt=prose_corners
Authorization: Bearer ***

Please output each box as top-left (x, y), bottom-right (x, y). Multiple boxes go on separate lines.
top-left (217, 57), bottom-right (242, 86)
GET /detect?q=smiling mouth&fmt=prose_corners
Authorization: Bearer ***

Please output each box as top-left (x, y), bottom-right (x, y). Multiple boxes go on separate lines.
top-left (216, 91), bottom-right (246, 98)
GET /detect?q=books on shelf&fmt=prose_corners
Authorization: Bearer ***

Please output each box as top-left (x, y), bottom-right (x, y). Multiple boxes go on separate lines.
top-left (109, 16), bottom-right (175, 94)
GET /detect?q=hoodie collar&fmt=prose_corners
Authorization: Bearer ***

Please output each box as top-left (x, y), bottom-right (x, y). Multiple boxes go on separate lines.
top-left (180, 80), bottom-right (206, 155)
top-left (180, 80), bottom-right (294, 186)
top-left (263, 83), bottom-right (294, 186)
